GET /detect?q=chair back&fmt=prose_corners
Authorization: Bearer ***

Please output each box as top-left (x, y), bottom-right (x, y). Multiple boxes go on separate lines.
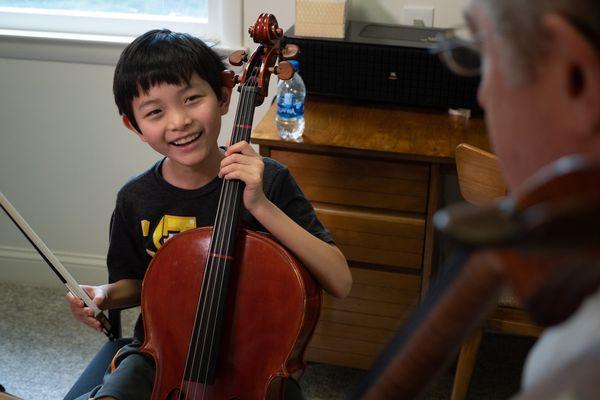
top-left (455, 143), bottom-right (519, 309)
top-left (455, 143), bottom-right (507, 205)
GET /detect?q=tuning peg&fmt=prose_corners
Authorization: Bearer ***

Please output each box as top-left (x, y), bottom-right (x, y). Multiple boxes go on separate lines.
top-left (269, 61), bottom-right (295, 80)
top-left (221, 70), bottom-right (239, 89)
top-left (228, 50), bottom-right (248, 66)
top-left (281, 44), bottom-right (300, 59)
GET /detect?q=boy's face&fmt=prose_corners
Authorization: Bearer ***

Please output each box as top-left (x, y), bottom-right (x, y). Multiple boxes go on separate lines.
top-left (125, 73), bottom-right (230, 170)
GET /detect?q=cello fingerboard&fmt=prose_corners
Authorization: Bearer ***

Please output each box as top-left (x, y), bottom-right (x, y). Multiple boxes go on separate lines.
top-left (182, 77), bottom-right (259, 385)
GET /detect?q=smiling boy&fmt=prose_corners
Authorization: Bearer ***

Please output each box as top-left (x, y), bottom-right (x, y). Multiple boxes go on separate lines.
top-left (66, 29), bottom-right (351, 400)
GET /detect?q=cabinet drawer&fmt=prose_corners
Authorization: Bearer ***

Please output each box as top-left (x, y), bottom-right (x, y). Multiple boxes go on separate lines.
top-left (315, 204), bottom-right (425, 270)
top-left (272, 150), bottom-right (429, 213)
top-left (307, 266), bottom-right (421, 369)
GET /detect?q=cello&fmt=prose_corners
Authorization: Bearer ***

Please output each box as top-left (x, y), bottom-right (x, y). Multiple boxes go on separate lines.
top-left (352, 154), bottom-right (600, 399)
top-left (138, 14), bottom-right (319, 400)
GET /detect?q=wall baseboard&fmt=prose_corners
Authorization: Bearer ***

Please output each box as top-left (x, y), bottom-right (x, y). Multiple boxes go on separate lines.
top-left (0, 245), bottom-right (107, 288)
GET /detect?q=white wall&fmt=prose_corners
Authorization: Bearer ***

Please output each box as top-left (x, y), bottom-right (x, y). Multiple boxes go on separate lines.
top-left (0, 0), bottom-right (468, 288)
top-left (242, 0), bottom-right (470, 48)
top-left (349, 0), bottom-right (469, 28)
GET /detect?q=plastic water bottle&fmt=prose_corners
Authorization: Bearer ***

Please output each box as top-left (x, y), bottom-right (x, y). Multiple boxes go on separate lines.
top-left (276, 60), bottom-right (305, 140)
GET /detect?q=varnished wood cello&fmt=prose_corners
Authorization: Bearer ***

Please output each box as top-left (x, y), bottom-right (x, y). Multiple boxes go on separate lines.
top-left (138, 14), bottom-right (319, 400)
top-left (352, 155), bottom-right (600, 399)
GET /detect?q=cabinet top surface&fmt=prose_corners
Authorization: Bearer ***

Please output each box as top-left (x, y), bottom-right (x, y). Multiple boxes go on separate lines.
top-left (251, 96), bottom-right (490, 163)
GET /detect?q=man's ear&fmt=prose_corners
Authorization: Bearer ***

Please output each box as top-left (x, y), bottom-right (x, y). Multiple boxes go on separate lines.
top-left (219, 86), bottom-right (233, 115)
top-left (543, 14), bottom-right (600, 132)
top-left (122, 115), bottom-right (146, 142)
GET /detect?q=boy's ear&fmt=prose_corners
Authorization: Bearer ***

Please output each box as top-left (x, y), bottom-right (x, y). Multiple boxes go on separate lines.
top-left (122, 115), bottom-right (146, 141)
top-left (219, 86), bottom-right (233, 115)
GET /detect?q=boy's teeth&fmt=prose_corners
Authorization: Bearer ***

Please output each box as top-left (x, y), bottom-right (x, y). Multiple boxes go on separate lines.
top-left (173, 132), bottom-right (200, 145)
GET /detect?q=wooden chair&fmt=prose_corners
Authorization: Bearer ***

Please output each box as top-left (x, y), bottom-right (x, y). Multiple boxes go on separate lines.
top-left (450, 143), bottom-right (544, 400)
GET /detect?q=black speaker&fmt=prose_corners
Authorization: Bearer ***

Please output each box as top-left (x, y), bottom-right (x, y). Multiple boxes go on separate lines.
top-left (282, 22), bottom-right (481, 113)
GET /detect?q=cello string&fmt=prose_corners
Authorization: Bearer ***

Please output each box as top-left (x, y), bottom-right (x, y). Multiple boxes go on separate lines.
top-left (179, 69), bottom-right (255, 398)
top-left (184, 66), bottom-right (259, 399)
top-left (195, 70), bottom-right (256, 399)
top-left (197, 66), bottom-right (260, 397)
top-left (200, 80), bottom-right (251, 398)
top-left (179, 139), bottom-right (230, 396)
top-left (198, 67), bottom-right (258, 395)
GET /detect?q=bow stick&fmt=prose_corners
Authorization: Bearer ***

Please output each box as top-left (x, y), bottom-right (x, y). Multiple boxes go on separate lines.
top-left (0, 191), bottom-right (116, 341)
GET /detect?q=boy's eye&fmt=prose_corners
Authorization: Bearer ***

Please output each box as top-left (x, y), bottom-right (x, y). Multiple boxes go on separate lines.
top-left (185, 95), bottom-right (202, 103)
top-left (145, 109), bottom-right (162, 118)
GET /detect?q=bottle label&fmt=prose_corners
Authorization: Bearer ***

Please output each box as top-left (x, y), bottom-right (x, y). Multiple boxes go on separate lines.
top-left (277, 93), bottom-right (304, 118)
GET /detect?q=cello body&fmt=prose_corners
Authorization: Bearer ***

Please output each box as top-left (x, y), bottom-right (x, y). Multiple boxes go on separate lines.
top-left (140, 227), bottom-right (321, 399)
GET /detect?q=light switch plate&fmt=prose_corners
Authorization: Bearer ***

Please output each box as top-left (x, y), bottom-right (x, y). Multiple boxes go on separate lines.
top-left (402, 5), bottom-right (435, 27)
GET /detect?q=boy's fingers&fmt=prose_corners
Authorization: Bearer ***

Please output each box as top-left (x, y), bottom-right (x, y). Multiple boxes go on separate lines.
top-left (85, 316), bottom-right (101, 331)
top-left (221, 170), bottom-right (242, 181)
top-left (221, 155), bottom-right (259, 170)
top-left (226, 140), bottom-right (254, 155)
top-left (222, 152), bottom-right (262, 167)
top-left (223, 170), bottom-right (261, 187)
top-left (225, 140), bottom-right (239, 154)
top-left (221, 153), bottom-right (243, 166)
top-left (66, 293), bottom-right (84, 308)
top-left (222, 162), bottom-right (263, 181)
top-left (93, 294), bottom-right (106, 307)
top-left (238, 142), bottom-right (258, 156)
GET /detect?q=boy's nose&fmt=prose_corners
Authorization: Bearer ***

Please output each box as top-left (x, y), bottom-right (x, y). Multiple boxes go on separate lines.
top-left (168, 108), bottom-right (192, 131)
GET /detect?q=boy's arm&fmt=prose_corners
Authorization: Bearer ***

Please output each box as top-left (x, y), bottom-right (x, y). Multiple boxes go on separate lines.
top-left (252, 199), bottom-right (352, 298)
top-left (221, 141), bottom-right (352, 298)
top-left (103, 278), bottom-right (143, 309)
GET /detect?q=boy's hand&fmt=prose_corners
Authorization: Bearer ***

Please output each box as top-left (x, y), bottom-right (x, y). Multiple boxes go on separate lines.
top-left (66, 285), bottom-right (108, 333)
top-left (219, 140), bottom-right (267, 212)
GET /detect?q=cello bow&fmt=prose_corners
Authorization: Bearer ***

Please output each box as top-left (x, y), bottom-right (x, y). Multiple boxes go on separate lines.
top-left (0, 191), bottom-right (117, 341)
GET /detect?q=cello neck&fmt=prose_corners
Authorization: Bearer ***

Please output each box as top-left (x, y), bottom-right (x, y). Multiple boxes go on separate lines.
top-left (182, 78), bottom-right (260, 386)
top-left (209, 78), bottom-right (259, 260)
top-left (180, 13), bottom-right (287, 386)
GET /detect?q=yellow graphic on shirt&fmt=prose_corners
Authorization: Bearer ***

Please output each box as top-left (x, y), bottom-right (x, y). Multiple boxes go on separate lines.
top-left (147, 215), bottom-right (197, 252)
top-left (141, 220), bottom-right (150, 237)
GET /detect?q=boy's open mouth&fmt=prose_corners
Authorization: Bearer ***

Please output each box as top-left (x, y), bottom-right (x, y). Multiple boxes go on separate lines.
top-left (171, 132), bottom-right (202, 147)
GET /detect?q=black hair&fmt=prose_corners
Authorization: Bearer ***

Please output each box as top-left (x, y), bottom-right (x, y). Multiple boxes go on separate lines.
top-left (113, 29), bottom-right (226, 133)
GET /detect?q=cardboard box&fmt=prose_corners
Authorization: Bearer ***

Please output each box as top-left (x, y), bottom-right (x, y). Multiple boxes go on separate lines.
top-left (295, 0), bottom-right (349, 39)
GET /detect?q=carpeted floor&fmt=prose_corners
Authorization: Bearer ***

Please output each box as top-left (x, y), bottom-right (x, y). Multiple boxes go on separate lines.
top-left (0, 282), bottom-right (535, 399)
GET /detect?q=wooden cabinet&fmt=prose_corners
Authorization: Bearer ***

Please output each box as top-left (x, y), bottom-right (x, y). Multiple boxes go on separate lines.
top-left (252, 96), bottom-right (488, 369)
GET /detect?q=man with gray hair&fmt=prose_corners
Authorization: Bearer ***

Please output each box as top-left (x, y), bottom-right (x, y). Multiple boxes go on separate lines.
top-left (450, 0), bottom-right (600, 190)
top-left (438, 0), bottom-right (600, 396)
top-left (352, 1), bottom-right (598, 398)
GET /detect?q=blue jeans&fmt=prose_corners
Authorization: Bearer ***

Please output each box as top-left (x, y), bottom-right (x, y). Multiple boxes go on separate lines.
top-left (72, 341), bottom-right (306, 400)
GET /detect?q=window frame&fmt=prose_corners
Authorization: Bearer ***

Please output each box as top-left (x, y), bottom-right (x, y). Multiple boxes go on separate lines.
top-left (0, 0), bottom-right (243, 65)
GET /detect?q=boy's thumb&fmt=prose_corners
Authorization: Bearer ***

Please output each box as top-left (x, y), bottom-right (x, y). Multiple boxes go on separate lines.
top-left (92, 291), bottom-right (107, 309)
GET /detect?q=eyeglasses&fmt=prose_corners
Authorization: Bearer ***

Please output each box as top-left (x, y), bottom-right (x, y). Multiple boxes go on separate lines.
top-left (430, 27), bottom-right (483, 77)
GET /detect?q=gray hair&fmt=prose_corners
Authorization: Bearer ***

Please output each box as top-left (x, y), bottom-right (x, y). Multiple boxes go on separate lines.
top-left (479, 0), bottom-right (600, 83)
